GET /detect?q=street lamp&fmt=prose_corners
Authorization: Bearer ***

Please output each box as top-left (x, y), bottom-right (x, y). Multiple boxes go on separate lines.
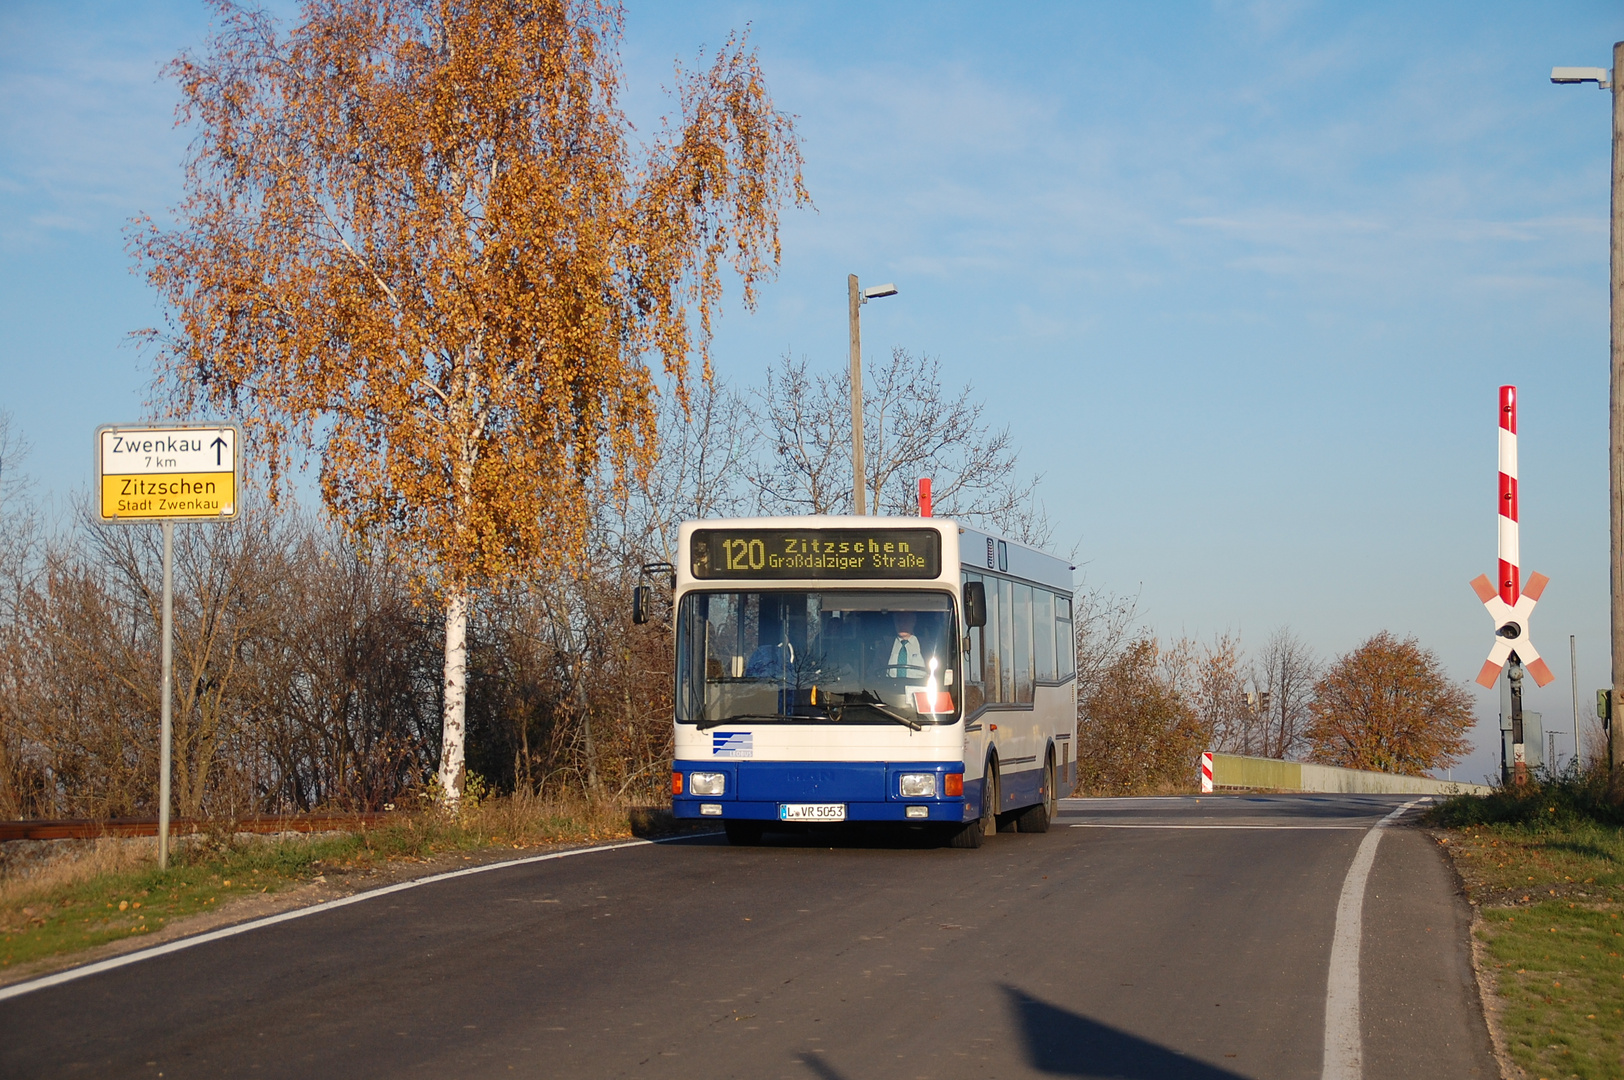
top-left (847, 275), bottom-right (899, 515)
top-left (1552, 46), bottom-right (1624, 789)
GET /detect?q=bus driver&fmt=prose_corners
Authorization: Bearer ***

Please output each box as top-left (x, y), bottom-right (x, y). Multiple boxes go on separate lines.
top-left (746, 605), bottom-right (795, 679)
top-left (882, 611), bottom-right (933, 682)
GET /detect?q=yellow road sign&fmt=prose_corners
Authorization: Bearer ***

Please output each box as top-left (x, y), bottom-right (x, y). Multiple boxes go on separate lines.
top-left (96, 424), bottom-right (241, 523)
top-left (100, 471), bottom-right (237, 519)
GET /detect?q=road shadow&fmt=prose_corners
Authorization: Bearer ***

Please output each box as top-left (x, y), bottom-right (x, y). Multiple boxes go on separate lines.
top-left (797, 1052), bottom-right (852, 1079)
top-left (1003, 985), bottom-right (1253, 1079)
top-left (627, 806), bottom-right (724, 839)
top-left (1539, 838), bottom-right (1619, 863)
top-left (754, 823), bottom-right (972, 849)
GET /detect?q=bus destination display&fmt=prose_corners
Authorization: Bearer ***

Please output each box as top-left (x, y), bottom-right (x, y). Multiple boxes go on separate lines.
top-left (691, 528), bottom-right (941, 580)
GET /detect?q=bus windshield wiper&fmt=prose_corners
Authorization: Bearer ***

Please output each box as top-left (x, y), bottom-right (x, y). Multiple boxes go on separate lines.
top-left (695, 710), bottom-right (831, 732)
top-left (834, 691), bottom-right (922, 731)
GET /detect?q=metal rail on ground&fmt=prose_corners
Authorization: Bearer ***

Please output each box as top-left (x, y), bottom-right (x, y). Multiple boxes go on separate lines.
top-left (0, 813), bottom-right (395, 843)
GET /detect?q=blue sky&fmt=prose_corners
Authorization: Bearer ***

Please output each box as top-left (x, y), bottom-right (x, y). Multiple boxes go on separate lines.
top-left (2, 1), bottom-right (1620, 782)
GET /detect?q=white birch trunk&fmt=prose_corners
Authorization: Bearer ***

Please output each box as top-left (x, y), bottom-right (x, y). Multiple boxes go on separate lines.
top-left (438, 588), bottom-right (470, 806)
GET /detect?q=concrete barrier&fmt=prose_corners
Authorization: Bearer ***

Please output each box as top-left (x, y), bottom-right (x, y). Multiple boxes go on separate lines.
top-left (1208, 752), bottom-right (1492, 796)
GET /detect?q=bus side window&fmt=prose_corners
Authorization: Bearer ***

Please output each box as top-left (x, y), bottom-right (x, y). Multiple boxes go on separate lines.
top-left (1013, 582), bottom-right (1033, 703)
top-left (1034, 588), bottom-right (1056, 682)
top-left (983, 575), bottom-right (1002, 703)
top-left (1056, 594), bottom-right (1075, 679)
top-left (993, 578), bottom-right (1013, 703)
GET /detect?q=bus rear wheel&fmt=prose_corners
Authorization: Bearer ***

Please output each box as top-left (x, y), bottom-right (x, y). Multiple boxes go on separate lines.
top-left (1016, 751), bottom-right (1056, 833)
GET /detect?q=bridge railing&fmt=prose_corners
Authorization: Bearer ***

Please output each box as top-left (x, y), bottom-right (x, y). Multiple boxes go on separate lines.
top-left (1206, 752), bottom-right (1492, 796)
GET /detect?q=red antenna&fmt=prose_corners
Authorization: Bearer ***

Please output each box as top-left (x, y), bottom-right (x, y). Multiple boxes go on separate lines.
top-left (917, 478), bottom-right (932, 518)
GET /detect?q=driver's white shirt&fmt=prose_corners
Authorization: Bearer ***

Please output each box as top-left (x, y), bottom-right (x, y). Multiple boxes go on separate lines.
top-left (885, 635), bottom-right (931, 680)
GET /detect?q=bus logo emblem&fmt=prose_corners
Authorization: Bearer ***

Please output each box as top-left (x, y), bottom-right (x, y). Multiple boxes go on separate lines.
top-left (712, 731), bottom-right (753, 758)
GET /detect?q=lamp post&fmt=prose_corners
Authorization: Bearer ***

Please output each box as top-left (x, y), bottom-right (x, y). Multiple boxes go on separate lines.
top-left (1552, 45), bottom-right (1624, 790)
top-left (847, 275), bottom-right (897, 515)
top-left (1570, 633), bottom-right (1581, 769)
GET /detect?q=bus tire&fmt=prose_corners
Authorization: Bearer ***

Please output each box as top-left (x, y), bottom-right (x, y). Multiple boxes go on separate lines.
top-left (724, 821), bottom-right (764, 846)
top-left (943, 820), bottom-right (984, 848)
top-left (1016, 751), bottom-right (1056, 833)
top-left (983, 760), bottom-right (1011, 835)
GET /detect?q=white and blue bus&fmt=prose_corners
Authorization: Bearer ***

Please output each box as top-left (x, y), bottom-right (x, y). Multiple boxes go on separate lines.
top-left (660, 516), bottom-right (1076, 847)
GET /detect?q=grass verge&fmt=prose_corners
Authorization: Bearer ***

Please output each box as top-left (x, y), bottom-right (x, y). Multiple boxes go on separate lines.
top-left (1429, 773), bottom-right (1624, 1079)
top-left (1, 792), bottom-right (694, 974)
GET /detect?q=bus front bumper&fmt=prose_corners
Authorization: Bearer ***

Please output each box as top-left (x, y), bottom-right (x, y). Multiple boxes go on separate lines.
top-left (673, 800), bottom-right (969, 823)
top-left (671, 759), bottom-right (973, 823)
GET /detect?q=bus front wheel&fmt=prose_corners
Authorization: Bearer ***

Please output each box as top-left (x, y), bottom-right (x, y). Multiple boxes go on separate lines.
top-left (983, 763), bottom-right (1008, 834)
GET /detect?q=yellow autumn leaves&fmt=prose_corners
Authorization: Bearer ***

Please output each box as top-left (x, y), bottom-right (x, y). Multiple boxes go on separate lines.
top-left (137, 0), bottom-right (806, 601)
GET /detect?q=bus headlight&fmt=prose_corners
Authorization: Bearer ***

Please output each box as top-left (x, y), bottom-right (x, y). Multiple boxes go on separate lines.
top-left (899, 773), bottom-right (937, 798)
top-left (689, 772), bottom-right (726, 796)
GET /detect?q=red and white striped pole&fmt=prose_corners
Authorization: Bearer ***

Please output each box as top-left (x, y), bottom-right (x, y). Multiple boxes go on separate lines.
top-left (1200, 752), bottom-right (1214, 794)
top-left (1498, 385), bottom-right (1520, 604)
top-left (1472, 384), bottom-right (1555, 690)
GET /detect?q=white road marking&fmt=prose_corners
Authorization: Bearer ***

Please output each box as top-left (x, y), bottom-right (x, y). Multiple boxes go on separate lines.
top-left (0, 839), bottom-right (656, 1004)
top-left (1066, 823), bottom-right (1365, 830)
top-left (1321, 798), bottom-right (1429, 1080)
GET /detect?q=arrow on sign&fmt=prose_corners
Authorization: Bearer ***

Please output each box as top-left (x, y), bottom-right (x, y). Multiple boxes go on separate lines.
top-left (211, 436), bottom-right (227, 467)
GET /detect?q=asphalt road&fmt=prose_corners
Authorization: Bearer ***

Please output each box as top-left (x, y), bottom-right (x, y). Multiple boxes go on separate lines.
top-left (0, 794), bottom-right (1496, 1080)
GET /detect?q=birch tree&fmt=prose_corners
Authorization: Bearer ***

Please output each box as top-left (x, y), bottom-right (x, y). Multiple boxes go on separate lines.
top-left (136, 0), bottom-right (806, 803)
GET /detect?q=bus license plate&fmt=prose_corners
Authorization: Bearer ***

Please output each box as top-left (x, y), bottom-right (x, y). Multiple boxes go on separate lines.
top-left (780, 803), bottom-right (846, 822)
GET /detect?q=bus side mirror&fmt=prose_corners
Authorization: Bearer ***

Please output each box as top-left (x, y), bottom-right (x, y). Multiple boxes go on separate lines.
top-left (632, 585), bottom-right (651, 625)
top-left (964, 581), bottom-right (987, 628)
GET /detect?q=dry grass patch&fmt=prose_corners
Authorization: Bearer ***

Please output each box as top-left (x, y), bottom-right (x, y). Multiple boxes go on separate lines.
top-left (1430, 775), bottom-right (1624, 1079)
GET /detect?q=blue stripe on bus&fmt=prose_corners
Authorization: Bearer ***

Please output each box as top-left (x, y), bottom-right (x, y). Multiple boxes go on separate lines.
top-left (671, 801), bottom-right (967, 823)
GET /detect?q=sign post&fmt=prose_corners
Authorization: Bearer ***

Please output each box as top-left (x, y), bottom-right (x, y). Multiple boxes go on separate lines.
top-left (1470, 387), bottom-right (1554, 785)
top-left (95, 424), bottom-right (240, 868)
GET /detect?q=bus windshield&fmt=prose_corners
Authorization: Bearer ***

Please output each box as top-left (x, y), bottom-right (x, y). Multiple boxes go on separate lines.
top-left (676, 590), bottom-right (959, 728)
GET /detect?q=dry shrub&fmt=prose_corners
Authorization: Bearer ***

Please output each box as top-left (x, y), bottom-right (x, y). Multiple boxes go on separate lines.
top-left (0, 837), bottom-right (156, 900)
top-left (456, 788), bottom-right (639, 846)
top-left (1077, 636), bottom-right (1204, 795)
top-left (0, 501), bottom-right (676, 821)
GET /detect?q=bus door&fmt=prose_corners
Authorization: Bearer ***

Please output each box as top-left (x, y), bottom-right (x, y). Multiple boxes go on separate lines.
top-left (961, 572), bottom-right (992, 811)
